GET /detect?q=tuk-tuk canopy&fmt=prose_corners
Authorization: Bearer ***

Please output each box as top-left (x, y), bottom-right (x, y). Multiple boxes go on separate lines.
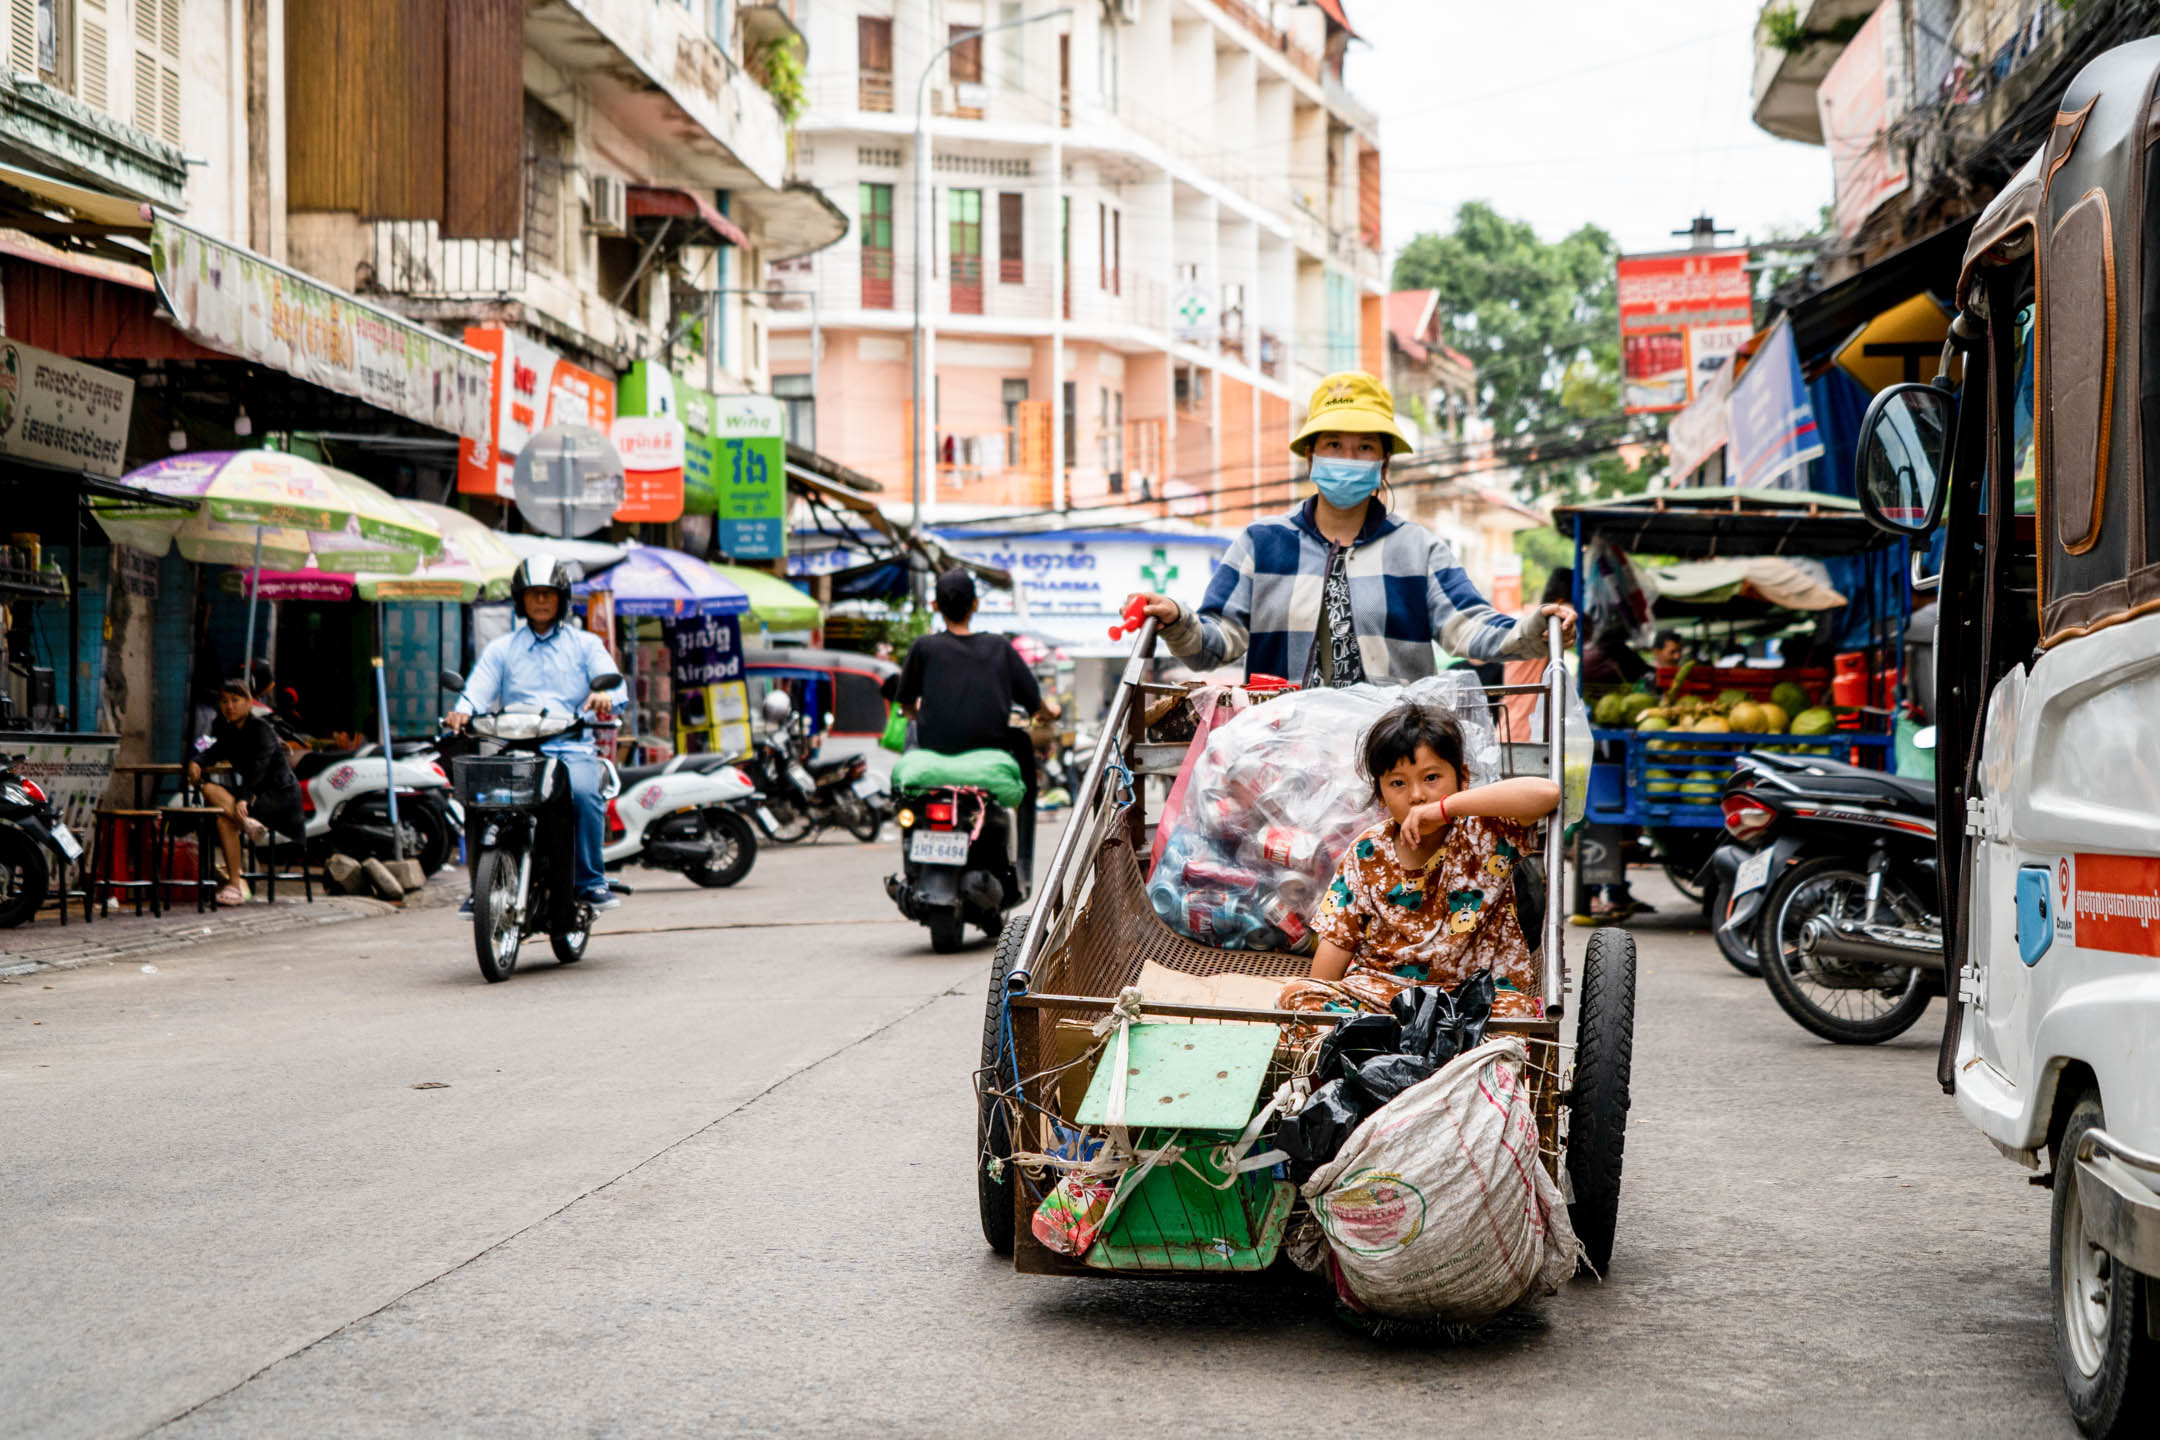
top-left (1552, 487), bottom-right (1896, 558)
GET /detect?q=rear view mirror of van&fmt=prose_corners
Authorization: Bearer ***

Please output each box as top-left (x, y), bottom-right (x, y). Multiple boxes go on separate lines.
top-left (1857, 382), bottom-right (1956, 536)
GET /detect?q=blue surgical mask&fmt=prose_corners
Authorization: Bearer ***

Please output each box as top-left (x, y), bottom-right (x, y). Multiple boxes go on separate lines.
top-left (1310, 456), bottom-right (1384, 509)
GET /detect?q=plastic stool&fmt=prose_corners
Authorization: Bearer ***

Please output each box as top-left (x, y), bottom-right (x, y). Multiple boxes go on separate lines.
top-left (90, 809), bottom-right (166, 917)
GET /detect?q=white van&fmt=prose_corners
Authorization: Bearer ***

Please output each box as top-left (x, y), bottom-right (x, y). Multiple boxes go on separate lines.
top-left (1857, 39), bottom-right (2160, 1439)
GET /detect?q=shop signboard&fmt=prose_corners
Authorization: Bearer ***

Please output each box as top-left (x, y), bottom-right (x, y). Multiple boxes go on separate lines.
top-left (932, 529), bottom-right (1228, 626)
top-left (711, 395), bottom-right (786, 561)
top-left (667, 611), bottom-right (750, 758)
top-left (151, 218), bottom-right (491, 443)
top-left (1725, 317), bottom-right (1823, 490)
top-left (611, 416), bottom-right (686, 523)
top-left (457, 327), bottom-right (618, 498)
top-left (680, 389), bottom-right (717, 517)
top-left (1616, 248), bottom-right (1753, 415)
top-left (1819, 5), bottom-right (1910, 242)
top-left (0, 340), bottom-right (133, 476)
top-left (10, 731), bottom-right (118, 835)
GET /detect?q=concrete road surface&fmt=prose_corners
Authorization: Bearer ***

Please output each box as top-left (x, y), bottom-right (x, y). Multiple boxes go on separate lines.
top-left (1, 824), bottom-right (2073, 1438)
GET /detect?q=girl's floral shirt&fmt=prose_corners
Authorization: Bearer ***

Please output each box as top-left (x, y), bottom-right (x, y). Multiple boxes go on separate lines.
top-left (1309, 814), bottom-right (1542, 1018)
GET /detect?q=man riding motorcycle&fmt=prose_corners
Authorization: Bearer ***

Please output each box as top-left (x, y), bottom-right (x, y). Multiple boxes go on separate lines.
top-left (444, 555), bottom-right (626, 912)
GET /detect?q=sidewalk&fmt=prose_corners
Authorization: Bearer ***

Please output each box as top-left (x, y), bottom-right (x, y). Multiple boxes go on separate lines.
top-left (0, 874), bottom-right (466, 978)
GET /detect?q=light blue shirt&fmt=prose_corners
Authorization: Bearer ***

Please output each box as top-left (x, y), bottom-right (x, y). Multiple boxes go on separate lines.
top-left (453, 621), bottom-right (625, 755)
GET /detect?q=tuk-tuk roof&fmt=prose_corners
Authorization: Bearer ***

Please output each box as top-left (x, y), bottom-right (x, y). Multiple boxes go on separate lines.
top-left (1552, 487), bottom-right (1895, 558)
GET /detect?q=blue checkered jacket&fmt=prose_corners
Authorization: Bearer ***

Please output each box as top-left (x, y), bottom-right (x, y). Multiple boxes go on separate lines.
top-left (1162, 500), bottom-right (1543, 680)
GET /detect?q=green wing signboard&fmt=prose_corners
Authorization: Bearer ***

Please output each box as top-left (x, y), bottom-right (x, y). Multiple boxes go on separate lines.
top-left (711, 395), bottom-right (786, 560)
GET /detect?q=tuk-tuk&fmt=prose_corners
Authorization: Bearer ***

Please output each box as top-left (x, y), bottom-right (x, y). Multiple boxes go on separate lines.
top-left (1550, 490), bottom-right (1910, 909)
top-left (1855, 37), bottom-right (2160, 1437)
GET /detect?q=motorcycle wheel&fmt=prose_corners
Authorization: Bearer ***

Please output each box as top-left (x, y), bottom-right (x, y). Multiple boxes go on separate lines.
top-left (927, 910), bottom-right (967, 953)
top-left (1709, 879), bottom-right (1763, 977)
top-left (842, 794), bottom-right (882, 843)
top-left (1757, 855), bottom-right (1932, 1044)
top-left (411, 805), bottom-right (452, 877)
top-left (765, 798), bottom-right (814, 844)
top-left (1662, 860), bottom-right (1707, 906)
top-left (685, 809), bottom-right (758, 888)
top-left (550, 901), bottom-right (592, 965)
top-left (0, 827), bottom-right (50, 929)
top-left (470, 848), bottom-right (522, 983)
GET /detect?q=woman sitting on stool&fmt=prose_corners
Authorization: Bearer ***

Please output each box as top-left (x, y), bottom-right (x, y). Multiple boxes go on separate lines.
top-left (187, 673), bottom-right (303, 905)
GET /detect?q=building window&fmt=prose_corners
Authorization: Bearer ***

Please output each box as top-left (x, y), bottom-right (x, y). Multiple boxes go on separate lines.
top-left (948, 23), bottom-right (983, 117)
top-left (1062, 379), bottom-right (1076, 469)
top-left (1110, 390), bottom-right (1124, 491)
top-left (1175, 363), bottom-right (1207, 416)
top-left (774, 373), bottom-right (815, 451)
top-left (949, 188), bottom-right (983, 315)
top-left (998, 191), bottom-right (1023, 284)
top-left (524, 95), bottom-right (569, 274)
top-left (1111, 209), bottom-right (1121, 295)
top-left (859, 182), bottom-right (894, 309)
top-left (1060, 195), bottom-right (1071, 320)
top-left (998, 1), bottom-right (1024, 89)
top-left (858, 15), bottom-right (893, 113)
top-left (1002, 377), bottom-right (1029, 434)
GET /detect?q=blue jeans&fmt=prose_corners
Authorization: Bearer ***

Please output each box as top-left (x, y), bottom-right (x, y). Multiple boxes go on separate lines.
top-left (558, 750), bottom-right (606, 895)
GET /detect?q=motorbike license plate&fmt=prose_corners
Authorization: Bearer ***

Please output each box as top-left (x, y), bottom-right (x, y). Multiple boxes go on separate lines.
top-left (756, 806), bottom-right (779, 831)
top-left (853, 776), bottom-right (881, 798)
top-left (910, 828), bottom-right (970, 865)
top-left (1733, 848), bottom-right (1773, 897)
top-left (48, 821), bottom-right (81, 861)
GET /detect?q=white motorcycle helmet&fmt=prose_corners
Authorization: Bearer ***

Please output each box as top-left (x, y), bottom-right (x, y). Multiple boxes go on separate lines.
top-left (760, 689), bottom-right (795, 728)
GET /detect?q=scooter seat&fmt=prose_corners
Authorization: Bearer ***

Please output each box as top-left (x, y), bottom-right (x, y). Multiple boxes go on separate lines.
top-left (291, 748), bottom-right (358, 780)
top-left (616, 761), bottom-right (676, 787)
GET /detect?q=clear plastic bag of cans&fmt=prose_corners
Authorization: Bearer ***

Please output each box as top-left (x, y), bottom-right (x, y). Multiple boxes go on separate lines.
top-left (1147, 673), bottom-right (1501, 952)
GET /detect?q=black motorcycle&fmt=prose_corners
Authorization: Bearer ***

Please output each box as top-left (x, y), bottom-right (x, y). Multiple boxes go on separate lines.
top-left (886, 780), bottom-right (1023, 953)
top-left (1699, 750), bottom-right (1942, 1043)
top-left (444, 667), bottom-right (622, 984)
top-left (740, 691), bottom-right (881, 843)
top-left (0, 753), bottom-right (81, 928)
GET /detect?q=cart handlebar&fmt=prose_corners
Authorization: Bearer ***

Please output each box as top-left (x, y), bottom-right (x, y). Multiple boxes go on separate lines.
top-left (1107, 595), bottom-right (1151, 642)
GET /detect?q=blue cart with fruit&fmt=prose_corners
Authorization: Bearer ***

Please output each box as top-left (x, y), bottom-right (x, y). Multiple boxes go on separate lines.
top-left (1550, 490), bottom-right (1911, 905)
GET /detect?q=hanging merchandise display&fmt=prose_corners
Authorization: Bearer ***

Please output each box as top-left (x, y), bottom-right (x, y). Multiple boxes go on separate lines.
top-left (457, 327), bottom-right (618, 497)
top-left (710, 394), bottom-right (787, 560)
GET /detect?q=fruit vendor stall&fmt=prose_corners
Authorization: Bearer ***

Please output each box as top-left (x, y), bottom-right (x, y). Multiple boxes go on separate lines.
top-left (1551, 490), bottom-right (1911, 841)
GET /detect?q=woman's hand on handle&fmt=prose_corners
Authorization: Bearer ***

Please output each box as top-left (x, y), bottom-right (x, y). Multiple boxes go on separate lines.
top-left (1536, 603), bottom-right (1577, 646)
top-left (1124, 593), bottom-right (1180, 623)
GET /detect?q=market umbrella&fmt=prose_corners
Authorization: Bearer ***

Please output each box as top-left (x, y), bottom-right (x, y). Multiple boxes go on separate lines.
top-left (348, 501), bottom-right (520, 603)
top-left (575, 541), bottom-right (748, 617)
top-left (710, 562), bottom-right (819, 637)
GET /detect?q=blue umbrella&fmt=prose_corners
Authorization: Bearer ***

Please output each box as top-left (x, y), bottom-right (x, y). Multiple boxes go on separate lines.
top-left (573, 541), bottom-right (749, 617)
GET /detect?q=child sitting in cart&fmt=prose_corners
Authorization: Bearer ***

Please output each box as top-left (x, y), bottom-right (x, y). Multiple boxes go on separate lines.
top-left (1280, 701), bottom-right (1559, 1021)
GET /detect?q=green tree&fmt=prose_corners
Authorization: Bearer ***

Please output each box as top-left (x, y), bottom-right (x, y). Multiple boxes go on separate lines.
top-left (1392, 202), bottom-right (1661, 505)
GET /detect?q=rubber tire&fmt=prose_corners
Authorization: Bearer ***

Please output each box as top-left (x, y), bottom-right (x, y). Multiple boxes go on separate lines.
top-left (2051, 1093), bottom-right (2160, 1438)
top-left (411, 805), bottom-right (452, 877)
top-left (842, 794), bottom-right (882, 843)
top-left (978, 912), bottom-right (1028, 1254)
top-left (685, 809), bottom-right (758, 888)
top-left (470, 848), bottom-right (521, 983)
top-left (1662, 860), bottom-right (1707, 906)
top-left (765, 798), bottom-right (814, 844)
top-left (549, 902), bottom-right (591, 965)
top-left (1757, 855), bottom-right (1932, 1045)
top-left (1567, 927), bottom-right (1636, 1277)
top-left (0, 827), bottom-right (50, 928)
top-left (1710, 879), bottom-right (1763, 977)
top-left (928, 910), bottom-right (967, 953)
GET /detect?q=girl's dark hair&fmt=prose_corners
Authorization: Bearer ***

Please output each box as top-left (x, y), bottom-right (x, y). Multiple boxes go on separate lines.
top-left (1360, 702), bottom-right (1466, 800)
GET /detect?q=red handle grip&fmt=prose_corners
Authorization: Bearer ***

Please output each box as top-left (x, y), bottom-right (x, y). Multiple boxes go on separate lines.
top-left (1107, 596), bottom-right (1151, 641)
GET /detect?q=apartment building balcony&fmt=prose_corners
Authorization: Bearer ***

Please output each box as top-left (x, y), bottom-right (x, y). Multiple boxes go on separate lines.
top-left (528, 0), bottom-right (789, 190)
top-left (739, 0), bottom-right (809, 53)
top-left (1750, 0), bottom-right (1881, 145)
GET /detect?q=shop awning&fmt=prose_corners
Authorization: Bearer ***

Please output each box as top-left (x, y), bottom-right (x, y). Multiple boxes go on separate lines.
top-left (627, 185), bottom-right (749, 248)
top-left (0, 158), bottom-right (151, 230)
top-left (1553, 487), bottom-right (1892, 559)
top-left (1645, 557), bottom-right (1848, 611)
top-left (1779, 217), bottom-right (1975, 361)
top-left (712, 562), bottom-right (820, 630)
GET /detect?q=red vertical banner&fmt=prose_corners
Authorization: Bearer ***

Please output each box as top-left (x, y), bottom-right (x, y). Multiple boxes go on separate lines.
top-left (1617, 250), bottom-right (1754, 415)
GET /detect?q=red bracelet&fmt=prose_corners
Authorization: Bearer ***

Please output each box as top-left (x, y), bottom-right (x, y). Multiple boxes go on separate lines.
top-left (1437, 794), bottom-right (1449, 825)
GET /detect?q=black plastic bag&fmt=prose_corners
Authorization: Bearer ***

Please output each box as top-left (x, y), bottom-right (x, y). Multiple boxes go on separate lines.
top-left (1447, 968), bottom-right (1496, 1051)
top-left (1390, 985), bottom-right (1447, 1061)
top-left (1347, 1051), bottom-right (1438, 1108)
top-left (1315, 1012), bottom-right (1400, 1081)
top-left (1277, 1078), bottom-right (1370, 1181)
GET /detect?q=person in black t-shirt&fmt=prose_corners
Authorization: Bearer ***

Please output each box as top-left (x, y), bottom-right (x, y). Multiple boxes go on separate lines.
top-left (188, 673), bottom-right (304, 904)
top-left (895, 569), bottom-right (1061, 876)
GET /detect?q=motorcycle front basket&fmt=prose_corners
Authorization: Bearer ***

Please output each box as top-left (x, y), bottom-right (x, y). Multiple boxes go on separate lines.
top-left (453, 753), bottom-right (544, 812)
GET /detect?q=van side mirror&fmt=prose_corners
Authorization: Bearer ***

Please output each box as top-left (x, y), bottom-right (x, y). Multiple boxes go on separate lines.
top-left (1857, 382), bottom-right (1955, 536)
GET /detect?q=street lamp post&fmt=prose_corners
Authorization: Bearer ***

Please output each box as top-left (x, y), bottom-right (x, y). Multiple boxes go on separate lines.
top-left (911, 7), bottom-right (1072, 561)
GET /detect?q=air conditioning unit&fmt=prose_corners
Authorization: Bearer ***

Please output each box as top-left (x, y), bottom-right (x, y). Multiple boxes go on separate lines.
top-left (1113, 0), bottom-right (1139, 22)
top-left (589, 174), bottom-right (629, 236)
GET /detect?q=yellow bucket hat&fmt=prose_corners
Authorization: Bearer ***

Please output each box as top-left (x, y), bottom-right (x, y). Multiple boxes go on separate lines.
top-left (1289, 371), bottom-right (1411, 457)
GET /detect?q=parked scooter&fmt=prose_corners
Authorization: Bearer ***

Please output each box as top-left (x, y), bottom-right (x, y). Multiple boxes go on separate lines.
top-left (0, 752), bottom-right (83, 927)
top-left (1699, 749), bottom-right (1942, 1043)
top-left (445, 667), bottom-right (622, 983)
top-left (290, 746), bottom-right (460, 876)
top-left (600, 751), bottom-right (761, 887)
top-left (741, 691), bottom-right (882, 843)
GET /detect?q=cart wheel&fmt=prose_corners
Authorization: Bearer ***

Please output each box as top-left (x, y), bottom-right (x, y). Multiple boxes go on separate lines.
top-left (1567, 927), bottom-right (1635, 1277)
top-left (978, 913), bottom-right (1028, 1254)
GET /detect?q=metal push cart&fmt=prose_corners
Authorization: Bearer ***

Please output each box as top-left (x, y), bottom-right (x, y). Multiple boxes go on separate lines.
top-left (975, 616), bottom-right (1639, 1285)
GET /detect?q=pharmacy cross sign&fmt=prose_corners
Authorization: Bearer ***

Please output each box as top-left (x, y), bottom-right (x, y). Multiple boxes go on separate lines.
top-left (1141, 546), bottom-right (1179, 591)
top-left (1176, 291), bottom-right (1209, 329)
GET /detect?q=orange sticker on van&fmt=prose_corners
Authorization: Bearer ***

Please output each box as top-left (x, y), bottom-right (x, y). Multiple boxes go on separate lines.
top-left (2071, 854), bottom-right (2160, 957)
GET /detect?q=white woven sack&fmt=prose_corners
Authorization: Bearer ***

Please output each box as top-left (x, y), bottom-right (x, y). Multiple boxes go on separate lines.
top-left (1301, 1035), bottom-right (1581, 1322)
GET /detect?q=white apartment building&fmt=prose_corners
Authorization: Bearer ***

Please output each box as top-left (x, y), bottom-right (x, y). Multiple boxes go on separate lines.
top-left (767, 0), bottom-right (1386, 526)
